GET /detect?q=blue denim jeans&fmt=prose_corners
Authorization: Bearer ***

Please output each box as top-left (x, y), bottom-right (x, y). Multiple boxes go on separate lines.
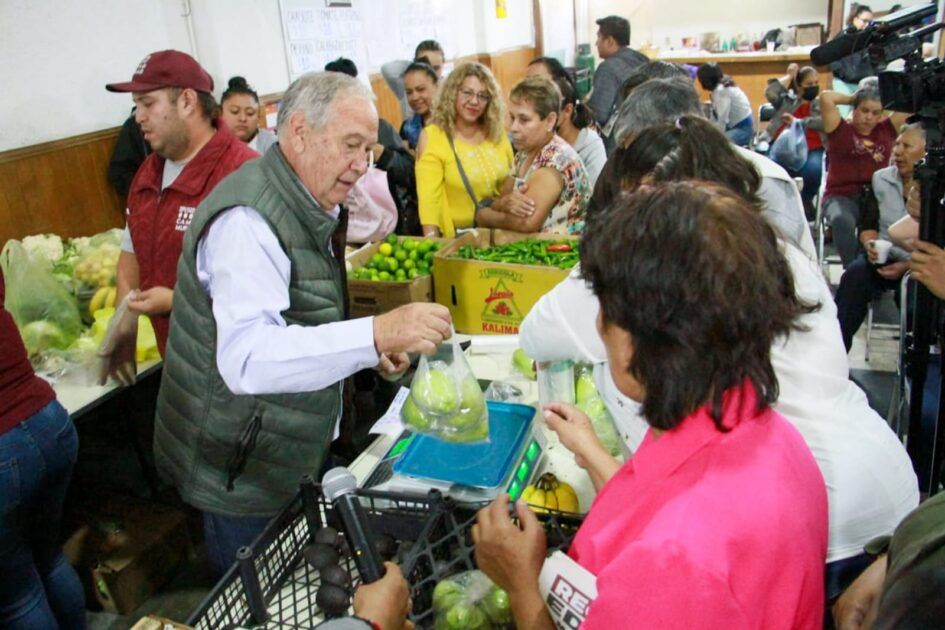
top-left (0, 400), bottom-right (86, 629)
top-left (202, 511), bottom-right (273, 580)
top-left (793, 147), bottom-right (824, 214)
top-left (725, 115), bottom-right (754, 147)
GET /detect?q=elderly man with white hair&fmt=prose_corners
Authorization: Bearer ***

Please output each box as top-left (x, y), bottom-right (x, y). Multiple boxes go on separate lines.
top-left (153, 72), bottom-right (452, 578)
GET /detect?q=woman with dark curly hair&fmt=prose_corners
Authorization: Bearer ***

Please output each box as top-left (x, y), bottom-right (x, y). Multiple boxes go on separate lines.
top-left (521, 115), bottom-right (918, 607)
top-left (415, 62), bottom-right (513, 237)
top-left (474, 181), bottom-right (828, 628)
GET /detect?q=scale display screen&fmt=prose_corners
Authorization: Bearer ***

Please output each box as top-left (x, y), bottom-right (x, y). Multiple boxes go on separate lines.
top-left (507, 438), bottom-right (542, 501)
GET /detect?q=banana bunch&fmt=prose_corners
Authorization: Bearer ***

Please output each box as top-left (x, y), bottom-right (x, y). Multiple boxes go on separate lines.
top-left (520, 473), bottom-right (580, 514)
top-left (88, 286), bottom-right (117, 316)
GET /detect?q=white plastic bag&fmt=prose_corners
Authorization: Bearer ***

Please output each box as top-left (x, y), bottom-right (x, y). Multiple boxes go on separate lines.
top-left (401, 333), bottom-right (489, 443)
top-left (345, 167), bottom-right (398, 244)
top-left (770, 119), bottom-right (809, 173)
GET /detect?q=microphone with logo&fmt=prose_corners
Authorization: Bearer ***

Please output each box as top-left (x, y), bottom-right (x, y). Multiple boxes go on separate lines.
top-left (322, 466), bottom-right (386, 584)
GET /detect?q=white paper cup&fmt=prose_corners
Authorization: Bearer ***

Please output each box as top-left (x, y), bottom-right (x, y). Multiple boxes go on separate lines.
top-left (870, 239), bottom-right (893, 264)
top-left (766, 41), bottom-right (776, 52)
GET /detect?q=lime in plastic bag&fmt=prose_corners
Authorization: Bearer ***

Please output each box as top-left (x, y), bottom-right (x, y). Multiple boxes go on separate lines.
top-left (575, 363), bottom-right (623, 457)
top-left (1, 239), bottom-right (83, 357)
top-left (401, 332), bottom-right (489, 443)
top-left (432, 570), bottom-right (511, 630)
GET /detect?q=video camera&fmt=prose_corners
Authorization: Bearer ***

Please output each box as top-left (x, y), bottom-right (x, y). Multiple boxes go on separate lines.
top-left (812, 3), bottom-right (943, 114)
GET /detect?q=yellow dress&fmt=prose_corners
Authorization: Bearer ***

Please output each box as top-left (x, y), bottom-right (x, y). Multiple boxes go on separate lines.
top-left (416, 124), bottom-right (514, 237)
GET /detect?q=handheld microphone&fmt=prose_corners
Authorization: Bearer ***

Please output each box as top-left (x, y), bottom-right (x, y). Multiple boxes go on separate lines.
top-left (322, 467), bottom-right (386, 584)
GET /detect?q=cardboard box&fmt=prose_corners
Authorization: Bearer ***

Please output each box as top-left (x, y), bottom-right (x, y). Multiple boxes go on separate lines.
top-left (64, 496), bottom-right (192, 615)
top-left (792, 23), bottom-right (824, 47)
top-left (433, 230), bottom-right (576, 334)
top-left (345, 236), bottom-right (449, 318)
top-left (131, 616), bottom-right (193, 630)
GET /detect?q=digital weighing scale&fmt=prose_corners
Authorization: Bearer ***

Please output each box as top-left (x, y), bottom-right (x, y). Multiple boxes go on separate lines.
top-left (361, 401), bottom-right (547, 503)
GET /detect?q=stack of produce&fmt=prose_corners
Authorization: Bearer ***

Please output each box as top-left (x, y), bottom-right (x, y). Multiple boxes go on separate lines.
top-left (452, 239), bottom-right (579, 269)
top-left (349, 234), bottom-right (442, 282)
top-left (2, 228), bottom-right (159, 374)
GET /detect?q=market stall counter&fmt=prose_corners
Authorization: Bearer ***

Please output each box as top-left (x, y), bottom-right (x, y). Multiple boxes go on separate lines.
top-left (186, 335), bottom-right (602, 629)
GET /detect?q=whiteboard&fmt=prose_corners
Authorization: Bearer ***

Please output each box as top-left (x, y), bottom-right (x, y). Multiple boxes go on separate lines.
top-left (278, 0), bottom-right (455, 82)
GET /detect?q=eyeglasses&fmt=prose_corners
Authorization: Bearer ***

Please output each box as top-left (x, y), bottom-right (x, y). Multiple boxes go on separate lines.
top-left (458, 88), bottom-right (491, 104)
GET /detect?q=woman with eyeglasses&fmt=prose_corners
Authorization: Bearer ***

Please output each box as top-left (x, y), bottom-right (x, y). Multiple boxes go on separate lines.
top-left (475, 76), bottom-right (591, 235)
top-left (416, 62), bottom-right (514, 237)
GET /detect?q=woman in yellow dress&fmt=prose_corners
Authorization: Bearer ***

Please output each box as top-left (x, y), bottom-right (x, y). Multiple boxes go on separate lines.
top-left (416, 62), bottom-right (514, 237)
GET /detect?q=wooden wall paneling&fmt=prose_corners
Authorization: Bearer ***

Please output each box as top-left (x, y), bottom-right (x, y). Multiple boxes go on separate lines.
top-left (488, 47), bottom-right (537, 101)
top-left (371, 74), bottom-right (404, 130)
top-left (0, 130), bottom-right (123, 246)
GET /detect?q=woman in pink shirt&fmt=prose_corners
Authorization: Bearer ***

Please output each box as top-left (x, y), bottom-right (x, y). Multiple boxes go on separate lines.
top-left (473, 181), bottom-right (829, 629)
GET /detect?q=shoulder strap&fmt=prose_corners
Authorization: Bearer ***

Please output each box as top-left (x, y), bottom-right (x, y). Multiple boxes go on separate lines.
top-left (447, 134), bottom-right (481, 208)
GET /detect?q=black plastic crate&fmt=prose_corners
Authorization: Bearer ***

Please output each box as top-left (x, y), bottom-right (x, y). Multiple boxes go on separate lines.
top-left (187, 476), bottom-right (437, 629)
top-left (188, 476), bottom-right (584, 629)
top-left (400, 496), bottom-right (583, 628)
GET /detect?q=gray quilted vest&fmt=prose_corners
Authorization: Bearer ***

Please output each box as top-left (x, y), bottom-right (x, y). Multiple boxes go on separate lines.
top-left (154, 146), bottom-right (346, 517)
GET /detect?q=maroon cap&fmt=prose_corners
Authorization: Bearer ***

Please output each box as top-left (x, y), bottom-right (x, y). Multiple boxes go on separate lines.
top-left (106, 50), bottom-right (213, 94)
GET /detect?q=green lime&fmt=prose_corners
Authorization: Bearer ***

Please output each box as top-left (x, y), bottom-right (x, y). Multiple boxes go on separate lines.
top-left (394, 249), bottom-right (407, 261)
top-left (371, 253), bottom-right (385, 266)
top-left (402, 395), bottom-right (431, 430)
top-left (385, 233), bottom-right (399, 245)
top-left (385, 257), bottom-right (399, 272)
top-left (378, 243), bottom-right (393, 256)
top-left (403, 239), bottom-right (418, 251)
top-left (395, 269), bottom-right (407, 280)
top-left (378, 271), bottom-right (391, 281)
top-left (413, 368), bottom-right (459, 414)
top-left (408, 268), bottom-right (420, 279)
top-left (408, 249), bottom-right (419, 261)
top-left (418, 239), bottom-right (434, 253)
top-left (402, 258), bottom-right (415, 270)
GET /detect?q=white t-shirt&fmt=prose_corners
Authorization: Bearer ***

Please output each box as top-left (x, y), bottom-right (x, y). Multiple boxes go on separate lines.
top-left (519, 243), bottom-right (919, 562)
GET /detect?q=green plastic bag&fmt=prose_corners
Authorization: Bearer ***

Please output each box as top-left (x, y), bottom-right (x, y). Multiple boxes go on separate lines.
top-left (1, 239), bottom-right (83, 356)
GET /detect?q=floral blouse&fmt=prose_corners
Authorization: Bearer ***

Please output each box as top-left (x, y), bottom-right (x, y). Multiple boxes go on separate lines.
top-left (514, 135), bottom-right (591, 235)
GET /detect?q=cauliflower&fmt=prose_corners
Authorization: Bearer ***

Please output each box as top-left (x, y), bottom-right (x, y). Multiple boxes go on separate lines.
top-left (21, 234), bottom-right (64, 268)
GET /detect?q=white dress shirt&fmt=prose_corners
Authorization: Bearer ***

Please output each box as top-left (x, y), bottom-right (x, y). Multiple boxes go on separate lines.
top-left (195, 205), bottom-right (380, 402)
top-left (520, 243), bottom-right (919, 562)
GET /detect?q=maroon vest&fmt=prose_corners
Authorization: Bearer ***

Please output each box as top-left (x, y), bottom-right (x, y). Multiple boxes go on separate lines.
top-left (125, 124), bottom-right (257, 353)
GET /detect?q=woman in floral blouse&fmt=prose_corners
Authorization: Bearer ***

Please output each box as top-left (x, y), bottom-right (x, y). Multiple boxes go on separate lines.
top-left (476, 76), bottom-right (591, 235)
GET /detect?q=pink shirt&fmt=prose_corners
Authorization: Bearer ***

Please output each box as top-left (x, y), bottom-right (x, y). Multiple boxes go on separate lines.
top-left (569, 383), bottom-right (828, 629)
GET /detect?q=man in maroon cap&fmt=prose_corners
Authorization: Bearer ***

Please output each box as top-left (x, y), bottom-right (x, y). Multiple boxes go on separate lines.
top-left (103, 49), bottom-right (257, 380)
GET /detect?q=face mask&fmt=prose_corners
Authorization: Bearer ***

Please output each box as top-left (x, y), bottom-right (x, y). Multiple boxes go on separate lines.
top-left (802, 86), bottom-right (820, 101)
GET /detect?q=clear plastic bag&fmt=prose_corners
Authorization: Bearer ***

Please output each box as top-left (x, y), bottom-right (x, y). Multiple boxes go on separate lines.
top-left (401, 332), bottom-right (490, 443)
top-left (432, 570), bottom-right (511, 629)
top-left (1, 239), bottom-right (83, 357)
top-left (575, 363), bottom-right (624, 457)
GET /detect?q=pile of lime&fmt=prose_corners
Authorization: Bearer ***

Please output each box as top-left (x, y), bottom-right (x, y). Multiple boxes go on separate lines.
top-left (350, 234), bottom-right (442, 282)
